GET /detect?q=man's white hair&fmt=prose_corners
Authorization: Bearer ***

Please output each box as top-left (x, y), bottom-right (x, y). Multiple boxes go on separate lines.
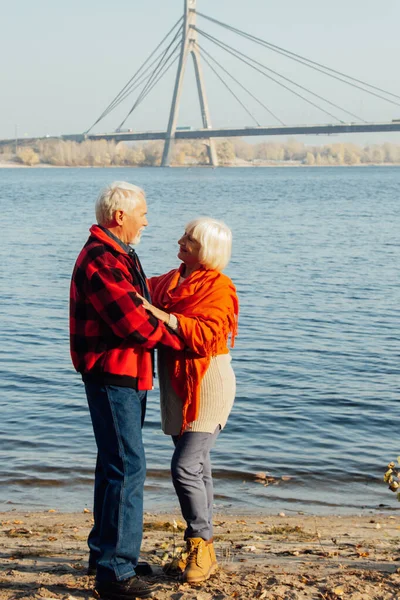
top-left (186, 217), bottom-right (232, 271)
top-left (95, 181), bottom-right (145, 226)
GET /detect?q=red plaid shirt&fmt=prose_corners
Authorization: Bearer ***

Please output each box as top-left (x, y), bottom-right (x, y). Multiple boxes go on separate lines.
top-left (70, 225), bottom-right (184, 390)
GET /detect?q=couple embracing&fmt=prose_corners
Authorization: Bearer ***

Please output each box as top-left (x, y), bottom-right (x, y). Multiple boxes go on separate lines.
top-left (69, 181), bottom-right (239, 600)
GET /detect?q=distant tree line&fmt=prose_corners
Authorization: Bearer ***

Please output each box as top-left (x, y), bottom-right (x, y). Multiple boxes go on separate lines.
top-left (1, 138), bottom-right (400, 167)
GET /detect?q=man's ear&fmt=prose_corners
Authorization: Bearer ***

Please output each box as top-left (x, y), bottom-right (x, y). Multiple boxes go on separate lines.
top-left (114, 209), bottom-right (125, 226)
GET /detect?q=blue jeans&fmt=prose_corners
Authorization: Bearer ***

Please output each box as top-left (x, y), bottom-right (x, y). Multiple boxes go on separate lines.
top-left (171, 427), bottom-right (220, 541)
top-left (85, 382), bottom-right (147, 582)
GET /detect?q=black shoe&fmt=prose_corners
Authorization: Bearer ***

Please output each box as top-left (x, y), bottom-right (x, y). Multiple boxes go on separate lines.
top-left (135, 561), bottom-right (153, 576)
top-left (88, 561), bottom-right (153, 578)
top-left (95, 576), bottom-right (155, 599)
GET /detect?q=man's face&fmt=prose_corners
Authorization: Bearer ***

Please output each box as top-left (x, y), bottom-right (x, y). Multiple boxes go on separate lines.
top-left (120, 196), bottom-right (148, 245)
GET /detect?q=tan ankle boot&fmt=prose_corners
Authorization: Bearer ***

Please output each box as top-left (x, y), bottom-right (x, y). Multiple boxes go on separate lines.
top-left (184, 537), bottom-right (213, 583)
top-left (207, 539), bottom-right (218, 574)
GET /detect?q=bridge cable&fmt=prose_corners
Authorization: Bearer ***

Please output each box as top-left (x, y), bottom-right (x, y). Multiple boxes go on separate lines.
top-left (129, 53), bottom-right (180, 112)
top-left (89, 42), bottom-right (181, 128)
top-left (196, 27), bottom-right (366, 123)
top-left (117, 36), bottom-right (182, 130)
top-left (196, 28), bottom-right (345, 123)
top-left (97, 41), bottom-right (182, 119)
top-left (86, 17), bottom-right (182, 131)
top-left (116, 47), bottom-right (180, 131)
top-left (195, 44), bottom-right (260, 126)
top-left (97, 27), bottom-right (183, 121)
top-left (196, 27), bottom-right (366, 124)
top-left (131, 35), bottom-right (182, 108)
top-left (104, 25), bottom-right (182, 123)
top-left (196, 41), bottom-right (285, 126)
top-left (85, 16), bottom-right (183, 133)
top-left (197, 12), bottom-right (400, 106)
top-left (117, 38), bottom-right (182, 129)
top-left (104, 25), bottom-right (182, 129)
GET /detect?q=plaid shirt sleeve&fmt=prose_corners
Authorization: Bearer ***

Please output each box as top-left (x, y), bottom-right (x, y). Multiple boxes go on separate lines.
top-left (86, 262), bottom-right (184, 351)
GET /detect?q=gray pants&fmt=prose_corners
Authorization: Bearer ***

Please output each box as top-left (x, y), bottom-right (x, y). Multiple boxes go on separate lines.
top-left (171, 427), bottom-right (220, 541)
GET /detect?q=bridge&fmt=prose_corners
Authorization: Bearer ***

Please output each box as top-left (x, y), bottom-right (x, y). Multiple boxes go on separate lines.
top-left (67, 122), bottom-right (400, 143)
top-left (2, 0), bottom-right (400, 165)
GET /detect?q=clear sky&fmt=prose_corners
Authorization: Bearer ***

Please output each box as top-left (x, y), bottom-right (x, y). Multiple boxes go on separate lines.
top-left (2, 0), bottom-right (400, 145)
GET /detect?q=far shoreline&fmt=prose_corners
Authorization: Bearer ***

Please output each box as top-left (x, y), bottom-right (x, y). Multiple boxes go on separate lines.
top-left (1, 160), bottom-right (400, 169)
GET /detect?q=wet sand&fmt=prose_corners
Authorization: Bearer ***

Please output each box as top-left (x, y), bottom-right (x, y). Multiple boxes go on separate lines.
top-left (0, 510), bottom-right (399, 599)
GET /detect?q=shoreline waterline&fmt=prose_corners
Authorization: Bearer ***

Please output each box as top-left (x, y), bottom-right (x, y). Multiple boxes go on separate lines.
top-left (1, 473), bottom-right (398, 516)
top-left (1, 160), bottom-right (400, 168)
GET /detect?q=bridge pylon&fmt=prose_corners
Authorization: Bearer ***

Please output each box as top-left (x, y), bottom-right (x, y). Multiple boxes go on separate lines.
top-left (161, 0), bottom-right (218, 167)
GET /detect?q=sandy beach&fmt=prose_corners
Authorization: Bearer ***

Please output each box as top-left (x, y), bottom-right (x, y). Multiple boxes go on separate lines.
top-left (1, 510), bottom-right (399, 600)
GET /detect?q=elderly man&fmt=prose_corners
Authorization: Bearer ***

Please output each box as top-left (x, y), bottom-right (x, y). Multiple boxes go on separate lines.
top-left (70, 181), bottom-right (183, 600)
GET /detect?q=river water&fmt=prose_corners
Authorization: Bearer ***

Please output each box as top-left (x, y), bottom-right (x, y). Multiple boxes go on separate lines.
top-left (1, 165), bottom-right (399, 515)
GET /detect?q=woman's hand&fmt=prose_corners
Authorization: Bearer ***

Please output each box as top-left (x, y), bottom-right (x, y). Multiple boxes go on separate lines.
top-left (136, 293), bottom-right (170, 324)
top-left (136, 293), bottom-right (152, 312)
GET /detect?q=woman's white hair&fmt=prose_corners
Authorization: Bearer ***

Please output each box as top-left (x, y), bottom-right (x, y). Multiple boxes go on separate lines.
top-left (95, 181), bottom-right (145, 226)
top-left (186, 217), bottom-right (232, 271)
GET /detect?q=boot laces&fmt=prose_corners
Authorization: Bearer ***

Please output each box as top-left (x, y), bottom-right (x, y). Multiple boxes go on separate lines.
top-left (187, 540), bottom-right (203, 567)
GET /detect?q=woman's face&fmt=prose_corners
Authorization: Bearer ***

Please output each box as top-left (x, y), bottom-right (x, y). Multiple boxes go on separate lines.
top-left (177, 229), bottom-right (201, 266)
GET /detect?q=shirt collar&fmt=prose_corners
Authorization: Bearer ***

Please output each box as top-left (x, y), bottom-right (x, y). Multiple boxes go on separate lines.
top-left (99, 226), bottom-right (135, 255)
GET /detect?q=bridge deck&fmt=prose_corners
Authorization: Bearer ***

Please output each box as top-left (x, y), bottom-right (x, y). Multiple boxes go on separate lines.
top-left (1, 122), bottom-right (400, 147)
top-left (70, 122), bottom-right (400, 143)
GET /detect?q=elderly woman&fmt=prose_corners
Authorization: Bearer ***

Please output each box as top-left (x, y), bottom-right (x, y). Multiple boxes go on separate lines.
top-left (140, 217), bottom-right (238, 584)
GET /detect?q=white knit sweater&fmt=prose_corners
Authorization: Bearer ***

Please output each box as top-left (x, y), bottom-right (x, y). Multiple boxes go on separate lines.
top-left (157, 352), bottom-right (236, 435)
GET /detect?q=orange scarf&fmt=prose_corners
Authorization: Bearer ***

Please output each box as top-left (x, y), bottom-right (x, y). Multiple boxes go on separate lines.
top-left (149, 265), bottom-right (239, 433)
